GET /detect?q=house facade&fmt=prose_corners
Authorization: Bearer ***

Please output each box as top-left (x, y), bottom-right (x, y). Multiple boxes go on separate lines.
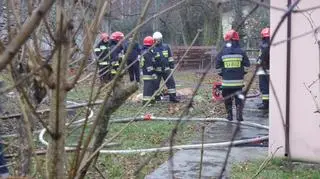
top-left (269, 0), bottom-right (320, 162)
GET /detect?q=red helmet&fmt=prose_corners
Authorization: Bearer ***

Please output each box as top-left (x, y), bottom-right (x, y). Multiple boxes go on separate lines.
top-left (261, 28), bottom-right (270, 38)
top-left (110, 31), bottom-right (124, 41)
top-left (224, 30), bottom-right (240, 41)
top-left (143, 36), bottom-right (154, 46)
top-left (100, 32), bottom-right (109, 42)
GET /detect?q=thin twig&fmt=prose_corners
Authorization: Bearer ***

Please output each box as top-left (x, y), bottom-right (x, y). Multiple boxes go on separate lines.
top-left (294, 5), bottom-right (320, 13)
top-left (252, 146), bottom-right (283, 178)
top-left (76, 1), bottom-right (190, 174)
top-left (242, 0), bottom-right (287, 12)
top-left (303, 83), bottom-right (320, 113)
top-left (217, 122), bottom-right (241, 178)
top-left (198, 125), bottom-right (205, 179)
top-left (217, 0), bottom-right (302, 176)
top-left (94, 165), bottom-right (107, 179)
top-left (272, 25), bottom-right (320, 46)
top-left (43, 16), bottom-right (56, 42)
top-left (168, 29), bottom-right (203, 176)
top-left (0, 0), bottom-right (55, 71)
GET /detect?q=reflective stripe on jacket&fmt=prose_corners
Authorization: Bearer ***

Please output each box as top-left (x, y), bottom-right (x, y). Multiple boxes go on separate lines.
top-left (153, 43), bottom-right (175, 71)
top-left (215, 42), bottom-right (250, 88)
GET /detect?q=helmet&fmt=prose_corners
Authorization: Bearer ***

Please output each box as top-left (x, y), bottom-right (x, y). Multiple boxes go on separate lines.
top-left (110, 31), bottom-right (124, 41)
top-left (152, 31), bottom-right (163, 41)
top-left (100, 32), bottom-right (109, 42)
top-left (143, 36), bottom-right (154, 46)
top-left (224, 30), bottom-right (240, 41)
top-left (261, 28), bottom-right (270, 38)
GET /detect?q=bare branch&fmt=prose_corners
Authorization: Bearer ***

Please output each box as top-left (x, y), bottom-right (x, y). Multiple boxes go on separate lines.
top-left (0, 0), bottom-right (55, 71)
top-left (43, 16), bottom-right (56, 42)
top-left (252, 146), bottom-right (283, 178)
top-left (66, 1), bottom-right (111, 90)
top-left (294, 5), bottom-right (320, 13)
top-left (272, 25), bottom-right (320, 46)
top-left (198, 125), bottom-right (205, 179)
top-left (303, 83), bottom-right (320, 113)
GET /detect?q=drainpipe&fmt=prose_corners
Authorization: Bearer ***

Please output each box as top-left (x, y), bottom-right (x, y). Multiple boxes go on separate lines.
top-left (285, 0), bottom-right (292, 157)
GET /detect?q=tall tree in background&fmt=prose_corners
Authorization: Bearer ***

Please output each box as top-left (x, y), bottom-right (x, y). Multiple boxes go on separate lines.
top-left (231, 0), bottom-right (244, 46)
top-left (202, 0), bottom-right (222, 46)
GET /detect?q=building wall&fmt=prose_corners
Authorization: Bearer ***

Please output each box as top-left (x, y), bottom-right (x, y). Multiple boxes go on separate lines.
top-left (270, 0), bottom-right (320, 162)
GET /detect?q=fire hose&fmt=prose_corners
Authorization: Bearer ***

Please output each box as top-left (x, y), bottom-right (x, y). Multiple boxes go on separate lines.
top-left (38, 104), bottom-right (269, 154)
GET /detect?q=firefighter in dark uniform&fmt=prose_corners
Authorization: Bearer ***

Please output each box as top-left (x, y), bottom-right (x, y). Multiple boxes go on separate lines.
top-left (216, 30), bottom-right (250, 121)
top-left (141, 36), bottom-right (157, 105)
top-left (94, 32), bottom-right (111, 83)
top-left (109, 31), bottom-right (125, 77)
top-left (257, 27), bottom-right (270, 110)
top-left (125, 37), bottom-right (141, 83)
top-left (152, 31), bottom-right (179, 103)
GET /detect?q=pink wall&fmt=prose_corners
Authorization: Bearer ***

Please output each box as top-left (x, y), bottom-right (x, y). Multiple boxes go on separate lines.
top-left (270, 0), bottom-right (320, 162)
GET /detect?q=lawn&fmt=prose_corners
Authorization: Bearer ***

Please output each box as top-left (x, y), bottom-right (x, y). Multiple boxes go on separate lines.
top-left (231, 158), bottom-right (320, 179)
top-left (63, 70), bottom-right (224, 178)
top-left (1, 68), bottom-right (258, 178)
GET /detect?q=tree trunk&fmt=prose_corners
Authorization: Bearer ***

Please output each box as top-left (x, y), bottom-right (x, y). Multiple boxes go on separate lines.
top-left (75, 82), bottom-right (138, 179)
top-left (231, 0), bottom-right (244, 45)
top-left (203, 16), bottom-right (214, 46)
top-left (46, 44), bottom-right (68, 179)
top-left (16, 96), bottom-right (34, 176)
top-left (46, 1), bottom-right (69, 178)
top-left (10, 67), bottom-right (35, 176)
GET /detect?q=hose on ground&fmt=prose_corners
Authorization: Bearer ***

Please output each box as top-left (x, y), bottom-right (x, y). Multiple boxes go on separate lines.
top-left (38, 113), bottom-right (269, 154)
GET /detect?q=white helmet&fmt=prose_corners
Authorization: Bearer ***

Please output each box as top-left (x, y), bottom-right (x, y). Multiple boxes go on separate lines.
top-left (152, 31), bottom-right (163, 41)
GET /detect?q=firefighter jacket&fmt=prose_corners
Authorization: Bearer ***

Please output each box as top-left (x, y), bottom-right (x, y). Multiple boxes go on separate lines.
top-left (109, 40), bottom-right (125, 74)
top-left (140, 46), bottom-right (156, 80)
top-left (215, 41), bottom-right (250, 88)
top-left (94, 40), bottom-right (110, 65)
top-left (258, 39), bottom-right (270, 73)
top-left (124, 41), bottom-right (141, 63)
top-left (153, 42), bottom-right (175, 72)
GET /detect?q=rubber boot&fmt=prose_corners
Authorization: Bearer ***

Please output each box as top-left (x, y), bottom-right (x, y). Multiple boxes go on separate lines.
top-left (258, 101), bottom-right (269, 110)
top-left (155, 95), bottom-right (161, 101)
top-left (225, 104), bottom-right (233, 121)
top-left (226, 109), bottom-right (233, 121)
top-left (169, 94), bottom-right (179, 103)
top-left (236, 105), bottom-right (243, 121)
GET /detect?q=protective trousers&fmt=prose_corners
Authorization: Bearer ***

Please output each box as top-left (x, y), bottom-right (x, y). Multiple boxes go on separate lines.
top-left (98, 64), bottom-right (112, 83)
top-left (128, 60), bottom-right (140, 82)
top-left (143, 79), bottom-right (156, 105)
top-left (259, 74), bottom-right (269, 108)
top-left (222, 88), bottom-right (244, 121)
top-left (155, 70), bottom-right (178, 102)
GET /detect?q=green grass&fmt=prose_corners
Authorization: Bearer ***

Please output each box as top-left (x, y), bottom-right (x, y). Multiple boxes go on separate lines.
top-left (66, 120), bottom-right (198, 150)
top-left (66, 120), bottom-right (199, 179)
top-left (92, 120), bottom-right (194, 178)
top-left (95, 152), bottom-right (170, 179)
top-left (67, 85), bottom-right (99, 101)
top-left (108, 121), bottom-right (197, 149)
top-left (231, 158), bottom-right (320, 179)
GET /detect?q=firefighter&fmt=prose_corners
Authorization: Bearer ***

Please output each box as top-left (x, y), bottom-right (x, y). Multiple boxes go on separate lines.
top-left (125, 37), bottom-right (141, 83)
top-left (109, 31), bottom-right (125, 77)
top-left (94, 32), bottom-right (111, 83)
top-left (152, 31), bottom-right (179, 103)
top-left (216, 29), bottom-right (250, 121)
top-left (141, 36), bottom-right (157, 105)
top-left (257, 27), bottom-right (270, 110)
